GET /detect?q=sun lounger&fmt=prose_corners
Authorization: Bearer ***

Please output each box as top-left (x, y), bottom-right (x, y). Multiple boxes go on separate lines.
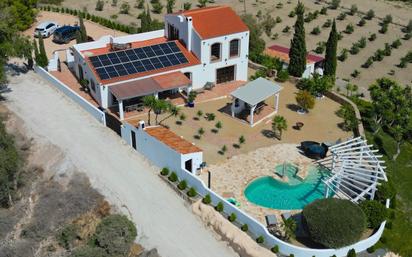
top-left (265, 215), bottom-right (278, 227)
top-left (281, 212), bottom-right (292, 221)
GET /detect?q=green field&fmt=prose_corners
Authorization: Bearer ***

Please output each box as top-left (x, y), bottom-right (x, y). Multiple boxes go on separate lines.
top-left (366, 130), bottom-right (412, 256)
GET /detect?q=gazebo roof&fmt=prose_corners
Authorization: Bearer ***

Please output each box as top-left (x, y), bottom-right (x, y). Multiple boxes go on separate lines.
top-left (230, 78), bottom-right (282, 106)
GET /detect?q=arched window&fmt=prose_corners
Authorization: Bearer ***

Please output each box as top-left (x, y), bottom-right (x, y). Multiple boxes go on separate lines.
top-left (210, 43), bottom-right (222, 62)
top-left (229, 39), bottom-right (240, 57)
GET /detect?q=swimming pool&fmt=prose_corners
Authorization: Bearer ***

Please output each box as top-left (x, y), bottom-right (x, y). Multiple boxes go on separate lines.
top-left (244, 164), bottom-right (331, 210)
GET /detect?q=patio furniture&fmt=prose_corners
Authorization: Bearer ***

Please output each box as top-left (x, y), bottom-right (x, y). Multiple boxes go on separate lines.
top-left (265, 214), bottom-right (278, 227)
top-left (281, 212), bottom-right (292, 221)
top-left (295, 122), bottom-right (304, 130)
top-left (125, 103), bottom-right (144, 112)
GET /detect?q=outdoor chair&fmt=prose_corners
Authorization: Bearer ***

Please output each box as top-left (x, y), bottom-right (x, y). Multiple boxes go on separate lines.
top-left (265, 214), bottom-right (278, 227)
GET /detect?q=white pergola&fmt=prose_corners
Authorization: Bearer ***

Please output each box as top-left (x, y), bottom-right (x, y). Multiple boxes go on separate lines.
top-left (317, 137), bottom-right (387, 203)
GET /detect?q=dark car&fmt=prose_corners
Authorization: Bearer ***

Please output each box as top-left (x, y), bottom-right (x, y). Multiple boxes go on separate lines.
top-left (300, 141), bottom-right (328, 159)
top-left (53, 26), bottom-right (80, 44)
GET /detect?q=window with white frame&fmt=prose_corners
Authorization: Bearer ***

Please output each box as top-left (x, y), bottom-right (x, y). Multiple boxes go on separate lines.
top-left (229, 39), bottom-right (240, 57)
top-left (210, 43), bottom-right (222, 62)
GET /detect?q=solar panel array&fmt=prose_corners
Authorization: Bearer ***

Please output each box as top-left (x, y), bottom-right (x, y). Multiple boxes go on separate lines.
top-left (89, 41), bottom-right (189, 80)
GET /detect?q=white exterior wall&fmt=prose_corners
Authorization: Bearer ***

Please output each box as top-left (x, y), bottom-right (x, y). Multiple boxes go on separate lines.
top-left (121, 123), bottom-right (203, 173)
top-left (282, 62), bottom-right (315, 79)
top-left (198, 31), bottom-right (249, 86)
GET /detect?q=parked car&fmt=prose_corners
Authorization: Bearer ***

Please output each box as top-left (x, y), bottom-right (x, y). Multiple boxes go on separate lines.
top-left (34, 21), bottom-right (59, 38)
top-left (52, 25), bottom-right (80, 44)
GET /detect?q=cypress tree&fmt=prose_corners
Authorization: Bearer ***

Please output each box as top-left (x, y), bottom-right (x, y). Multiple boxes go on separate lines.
top-left (324, 19), bottom-right (338, 81)
top-left (37, 37), bottom-right (48, 67)
top-left (79, 15), bottom-right (88, 43)
top-left (288, 1), bottom-right (307, 77)
top-left (33, 39), bottom-right (39, 62)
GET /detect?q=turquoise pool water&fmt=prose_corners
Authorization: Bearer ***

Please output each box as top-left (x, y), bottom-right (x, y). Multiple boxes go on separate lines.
top-left (244, 164), bottom-right (331, 210)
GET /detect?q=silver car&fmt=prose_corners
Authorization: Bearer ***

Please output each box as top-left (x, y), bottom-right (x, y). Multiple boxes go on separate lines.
top-left (34, 21), bottom-right (59, 38)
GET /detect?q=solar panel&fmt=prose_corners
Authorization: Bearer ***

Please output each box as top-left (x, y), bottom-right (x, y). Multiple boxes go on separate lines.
top-left (89, 42), bottom-right (189, 80)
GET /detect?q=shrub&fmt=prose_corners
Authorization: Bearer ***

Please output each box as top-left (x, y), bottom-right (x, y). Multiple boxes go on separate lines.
top-left (367, 245), bottom-right (376, 253)
top-left (271, 245), bottom-right (279, 253)
top-left (362, 57), bottom-right (373, 68)
top-left (383, 43), bottom-right (391, 56)
top-left (276, 69), bottom-right (289, 82)
top-left (358, 37), bottom-right (367, 48)
top-left (375, 181), bottom-right (396, 204)
top-left (350, 44), bottom-right (360, 55)
top-left (351, 69), bottom-right (360, 78)
top-left (152, 2), bottom-right (163, 13)
top-left (276, 16), bottom-right (282, 23)
top-left (380, 23), bottom-right (388, 34)
top-left (337, 12), bottom-right (346, 21)
top-left (228, 213), bottom-right (237, 222)
top-left (241, 224), bottom-right (248, 232)
top-left (349, 4), bottom-right (358, 15)
top-left (119, 2), bottom-right (130, 14)
top-left (358, 18), bottom-right (366, 27)
top-left (323, 19), bottom-right (332, 28)
top-left (93, 214), bottom-right (137, 256)
top-left (303, 198), bottom-right (366, 248)
top-left (160, 167), bottom-right (169, 176)
top-left (320, 6), bottom-right (327, 15)
top-left (95, 0), bottom-right (104, 11)
top-left (373, 49), bottom-right (385, 61)
top-left (282, 26), bottom-right (290, 33)
top-left (383, 14), bottom-right (393, 24)
top-left (329, 0), bottom-right (340, 9)
top-left (338, 49), bottom-right (348, 62)
top-left (202, 194), bottom-right (211, 204)
top-left (215, 201), bottom-right (224, 212)
top-left (168, 172), bottom-right (178, 182)
top-left (344, 24), bottom-right (354, 34)
top-left (391, 39), bottom-right (402, 49)
top-left (359, 200), bottom-right (387, 229)
top-left (347, 248), bottom-right (356, 257)
top-left (404, 33), bottom-right (412, 40)
top-left (314, 41), bottom-right (326, 54)
top-left (205, 113), bottom-right (216, 121)
top-left (183, 2), bottom-right (191, 10)
top-left (365, 9), bottom-right (375, 20)
top-left (256, 235), bottom-right (265, 244)
top-left (311, 26), bottom-right (321, 35)
top-left (288, 10), bottom-right (296, 18)
top-left (57, 224), bottom-right (78, 249)
top-left (369, 33), bottom-right (377, 41)
top-left (187, 187), bottom-right (197, 197)
top-left (177, 180), bottom-right (187, 190)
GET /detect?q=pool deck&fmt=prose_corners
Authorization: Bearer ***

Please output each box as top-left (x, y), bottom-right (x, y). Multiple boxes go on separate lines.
top-left (199, 143), bottom-right (314, 224)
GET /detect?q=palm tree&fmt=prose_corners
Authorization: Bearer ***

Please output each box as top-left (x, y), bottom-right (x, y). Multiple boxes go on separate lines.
top-left (153, 99), bottom-right (168, 125)
top-left (159, 103), bottom-right (180, 124)
top-left (143, 95), bottom-right (157, 125)
top-left (272, 115), bottom-right (288, 140)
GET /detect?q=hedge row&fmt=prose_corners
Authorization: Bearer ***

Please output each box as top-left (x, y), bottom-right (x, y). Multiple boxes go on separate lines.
top-left (38, 5), bottom-right (142, 34)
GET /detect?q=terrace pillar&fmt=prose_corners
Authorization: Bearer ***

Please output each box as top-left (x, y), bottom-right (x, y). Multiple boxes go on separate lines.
top-left (249, 104), bottom-right (256, 126)
top-left (231, 99), bottom-right (236, 117)
top-left (119, 100), bottom-right (124, 120)
top-left (274, 93), bottom-right (280, 112)
top-left (154, 92), bottom-right (159, 99)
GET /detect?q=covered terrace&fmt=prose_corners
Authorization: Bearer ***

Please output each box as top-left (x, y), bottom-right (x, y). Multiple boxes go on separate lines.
top-left (230, 78), bottom-right (282, 126)
top-left (109, 71), bottom-right (191, 120)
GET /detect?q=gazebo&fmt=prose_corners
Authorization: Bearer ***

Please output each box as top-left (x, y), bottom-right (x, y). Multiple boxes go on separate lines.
top-left (230, 78), bottom-right (282, 126)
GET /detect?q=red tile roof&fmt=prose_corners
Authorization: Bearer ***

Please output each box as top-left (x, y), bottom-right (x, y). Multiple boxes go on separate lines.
top-left (179, 6), bottom-right (249, 39)
top-left (145, 126), bottom-right (202, 154)
top-left (110, 71), bottom-right (190, 100)
top-left (82, 37), bottom-right (200, 85)
top-left (265, 44), bottom-right (324, 64)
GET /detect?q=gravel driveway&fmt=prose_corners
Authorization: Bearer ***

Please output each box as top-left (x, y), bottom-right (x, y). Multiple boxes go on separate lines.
top-left (4, 71), bottom-right (237, 257)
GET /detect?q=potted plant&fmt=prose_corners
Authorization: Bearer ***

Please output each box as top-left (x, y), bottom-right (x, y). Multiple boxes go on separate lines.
top-left (187, 91), bottom-right (197, 107)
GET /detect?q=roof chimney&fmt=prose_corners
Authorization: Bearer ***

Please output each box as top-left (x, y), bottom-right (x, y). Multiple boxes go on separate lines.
top-left (138, 120), bottom-right (145, 130)
top-left (187, 17), bottom-right (193, 52)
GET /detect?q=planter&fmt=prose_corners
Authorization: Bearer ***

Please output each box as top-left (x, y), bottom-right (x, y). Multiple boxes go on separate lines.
top-left (297, 109), bottom-right (307, 115)
top-left (187, 102), bottom-right (195, 108)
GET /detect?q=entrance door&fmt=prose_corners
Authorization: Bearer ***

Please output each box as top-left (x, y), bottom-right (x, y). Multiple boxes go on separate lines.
top-left (131, 130), bottom-right (137, 150)
top-left (185, 159), bottom-right (192, 172)
top-left (216, 65), bottom-right (235, 84)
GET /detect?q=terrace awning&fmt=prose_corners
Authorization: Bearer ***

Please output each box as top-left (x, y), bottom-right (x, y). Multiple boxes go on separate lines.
top-left (110, 71), bottom-right (191, 101)
top-left (231, 77), bottom-right (282, 107)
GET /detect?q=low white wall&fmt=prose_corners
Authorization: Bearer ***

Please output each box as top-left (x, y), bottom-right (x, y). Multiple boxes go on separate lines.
top-left (166, 165), bottom-right (387, 257)
top-left (34, 66), bottom-right (106, 125)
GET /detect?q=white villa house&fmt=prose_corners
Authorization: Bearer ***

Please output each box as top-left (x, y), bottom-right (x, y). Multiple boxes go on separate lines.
top-left (68, 6), bottom-right (250, 119)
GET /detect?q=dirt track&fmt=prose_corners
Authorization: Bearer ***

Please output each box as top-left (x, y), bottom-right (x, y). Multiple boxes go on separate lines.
top-left (3, 70), bottom-right (238, 257)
